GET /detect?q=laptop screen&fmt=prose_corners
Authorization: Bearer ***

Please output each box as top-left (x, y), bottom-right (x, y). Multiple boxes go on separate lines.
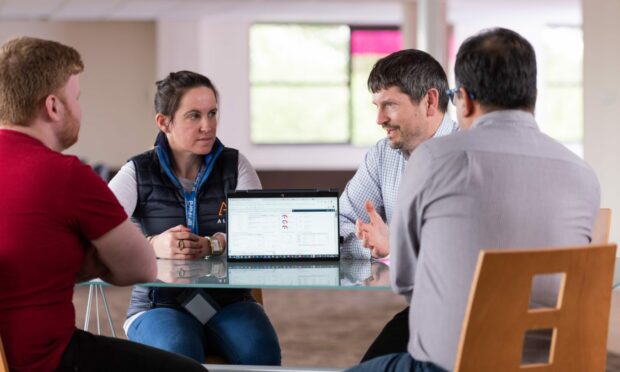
top-left (226, 190), bottom-right (340, 261)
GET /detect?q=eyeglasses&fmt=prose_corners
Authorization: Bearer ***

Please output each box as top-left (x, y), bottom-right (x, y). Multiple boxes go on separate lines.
top-left (446, 87), bottom-right (475, 105)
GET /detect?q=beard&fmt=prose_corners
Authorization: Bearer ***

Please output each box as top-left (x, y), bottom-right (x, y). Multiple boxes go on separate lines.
top-left (388, 138), bottom-right (403, 150)
top-left (56, 97), bottom-right (80, 150)
top-left (384, 125), bottom-right (403, 150)
top-left (385, 123), bottom-right (424, 156)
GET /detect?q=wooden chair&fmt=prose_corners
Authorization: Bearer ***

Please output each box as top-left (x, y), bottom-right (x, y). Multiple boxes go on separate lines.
top-left (592, 208), bottom-right (612, 244)
top-left (455, 243), bottom-right (617, 372)
top-left (204, 288), bottom-right (264, 364)
top-left (0, 336), bottom-right (9, 372)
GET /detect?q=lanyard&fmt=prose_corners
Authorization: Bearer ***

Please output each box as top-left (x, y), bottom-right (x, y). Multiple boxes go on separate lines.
top-left (155, 138), bottom-right (224, 234)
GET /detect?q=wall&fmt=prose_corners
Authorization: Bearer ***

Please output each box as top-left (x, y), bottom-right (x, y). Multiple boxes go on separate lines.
top-left (156, 2), bottom-right (403, 170)
top-left (583, 0), bottom-right (620, 244)
top-left (447, 2), bottom-right (581, 139)
top-left (0, 21), bottom-right (157, 167)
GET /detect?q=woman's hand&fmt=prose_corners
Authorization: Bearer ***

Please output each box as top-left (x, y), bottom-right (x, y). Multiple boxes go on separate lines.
top-left (157, 259), bottom-right (202, 283)
top-left (150, 225), bottom-right (203, 259)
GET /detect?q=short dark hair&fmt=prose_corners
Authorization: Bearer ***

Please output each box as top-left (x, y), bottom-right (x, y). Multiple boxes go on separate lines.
top-left (368, 49), bottom-right (449, 112)
top-left (0, 37), bottom-right (84, 125)
top-left (455, 28), bottom-right (537, 111)
top-left (154, 70), bottom-right (219, 118)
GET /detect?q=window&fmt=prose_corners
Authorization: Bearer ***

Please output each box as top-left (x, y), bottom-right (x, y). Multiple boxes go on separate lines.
top-left (351, 28), bottom-right (403, 145)
top-left (250, 24), bottom-right (402, 145)
top-left (540, 26), bottom-right (583, 156)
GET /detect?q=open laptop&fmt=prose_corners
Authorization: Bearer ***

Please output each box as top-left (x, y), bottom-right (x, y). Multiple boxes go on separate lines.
top-left (226, 189), bottom-right (340, 261)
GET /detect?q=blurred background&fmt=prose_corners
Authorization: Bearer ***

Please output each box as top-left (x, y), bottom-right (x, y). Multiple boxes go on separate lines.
top-left (2, 0), bottom-right (618, 369)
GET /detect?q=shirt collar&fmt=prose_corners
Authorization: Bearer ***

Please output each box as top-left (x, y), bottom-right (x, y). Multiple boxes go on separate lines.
top-left (472, 110), bottom-right (539, 130)
top-left (433, 112), bottom-right (458, 138)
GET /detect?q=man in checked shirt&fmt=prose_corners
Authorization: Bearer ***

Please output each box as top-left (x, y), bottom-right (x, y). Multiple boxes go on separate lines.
top-left (339, 49), bottom-right (458, 361)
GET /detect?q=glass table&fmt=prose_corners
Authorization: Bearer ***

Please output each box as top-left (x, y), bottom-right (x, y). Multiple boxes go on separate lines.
top-left (82, 256), bottom-right (620, 290)
top-left (80, 258), bottom-right (388, 337)
top-left (147, 257), bottom-right (390, 290)
top-left (81, 257), bottom-right (620, 336)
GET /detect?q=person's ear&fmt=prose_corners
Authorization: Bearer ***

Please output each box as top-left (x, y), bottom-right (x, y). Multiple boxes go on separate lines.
top-left (460, 87), bottom-right (475, 118)
top-left (155, 113), bottom-right (171, 133)
top-left (44, 94), bottom-right (61, 122)
top-left (425, 88), bottom-right (439, 117)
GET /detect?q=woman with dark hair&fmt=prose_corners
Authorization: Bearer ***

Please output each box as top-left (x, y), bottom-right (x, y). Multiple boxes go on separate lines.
top-left (108, 70), bottom-right (281, 365)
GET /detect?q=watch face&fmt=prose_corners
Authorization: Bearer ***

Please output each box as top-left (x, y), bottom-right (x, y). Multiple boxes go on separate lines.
top-left (210, 238), bottom-right (222, 255)
top-left (211, 240), bottom-right (218, 251)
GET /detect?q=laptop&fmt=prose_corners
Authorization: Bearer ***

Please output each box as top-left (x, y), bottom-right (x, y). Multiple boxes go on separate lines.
top-left (226, 189), bottom-right (340, 261)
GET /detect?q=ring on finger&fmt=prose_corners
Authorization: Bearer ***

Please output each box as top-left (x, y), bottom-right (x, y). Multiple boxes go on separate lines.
top-left (178, 239), bottom-right (184, 250)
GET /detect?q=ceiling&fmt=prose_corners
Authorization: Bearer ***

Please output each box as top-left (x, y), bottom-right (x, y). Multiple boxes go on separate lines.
top-left (0, 0), bottom-right (403, 21)
top-left (0, 0), bottom-right (580, 24)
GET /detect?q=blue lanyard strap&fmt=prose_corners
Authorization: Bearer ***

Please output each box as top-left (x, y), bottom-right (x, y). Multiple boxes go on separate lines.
top-left (155, 137), bottom-right (224, 234)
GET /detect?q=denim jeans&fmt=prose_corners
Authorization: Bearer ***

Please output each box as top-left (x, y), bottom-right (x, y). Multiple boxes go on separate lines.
top-left (127, 301), bottom-right (281, 365)
top-left (346, 353), bottom-right (448, 372)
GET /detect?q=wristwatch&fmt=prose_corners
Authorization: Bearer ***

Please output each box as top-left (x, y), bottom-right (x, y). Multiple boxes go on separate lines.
top-left (206, 236), bottom-right (223, 256)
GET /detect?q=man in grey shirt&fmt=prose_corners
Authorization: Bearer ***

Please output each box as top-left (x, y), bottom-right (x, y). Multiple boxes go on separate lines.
top-left (347, 28), bottom-right (600, 372)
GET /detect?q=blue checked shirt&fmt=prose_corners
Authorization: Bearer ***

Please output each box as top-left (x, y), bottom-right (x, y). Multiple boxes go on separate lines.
top-left (339, 114), bottom-right (458, 259)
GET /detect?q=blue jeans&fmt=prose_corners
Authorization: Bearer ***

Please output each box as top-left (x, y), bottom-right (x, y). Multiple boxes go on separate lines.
top-left (127, 301), bottom-right (281, 365)
top-left (346, 353), bottom-right (448, 372)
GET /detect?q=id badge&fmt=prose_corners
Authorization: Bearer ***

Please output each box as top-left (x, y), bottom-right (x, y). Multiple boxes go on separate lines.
top-left (179, 289), bottom-right (220, 325)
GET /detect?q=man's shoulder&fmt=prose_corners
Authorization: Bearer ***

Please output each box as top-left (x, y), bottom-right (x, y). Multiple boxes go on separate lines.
top-left (11, 144), bottom-right (93, 191)
top-left (417, 118), bottom-right (597, 178)
top-left (415, 129), bottom-right (470, 160)
top-left (20, 141), bottom-right (85, 172)
top-left (52, 152), bottom-right (89, 171)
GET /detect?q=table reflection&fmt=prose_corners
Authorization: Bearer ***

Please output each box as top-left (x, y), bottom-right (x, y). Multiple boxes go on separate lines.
top-left (153, 257), bottom-right (391, 289)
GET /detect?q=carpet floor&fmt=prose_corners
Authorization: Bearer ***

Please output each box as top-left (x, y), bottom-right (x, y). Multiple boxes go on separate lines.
top-left (73, 286), bottom-right (620, 370)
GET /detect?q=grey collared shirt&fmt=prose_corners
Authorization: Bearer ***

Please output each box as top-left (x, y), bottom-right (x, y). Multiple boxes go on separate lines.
top-left (390, 110), bottom-right (600, 370)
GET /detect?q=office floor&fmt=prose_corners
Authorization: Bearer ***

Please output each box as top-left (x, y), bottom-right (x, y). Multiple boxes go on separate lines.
top-left (73, 286), bottom-right (620, 371)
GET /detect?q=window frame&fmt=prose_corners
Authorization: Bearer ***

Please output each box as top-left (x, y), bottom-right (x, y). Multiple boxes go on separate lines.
top-left (249, 22), bottom-right (401, 146)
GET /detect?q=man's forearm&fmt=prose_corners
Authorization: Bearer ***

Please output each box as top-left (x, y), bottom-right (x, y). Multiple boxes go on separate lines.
top-left (75, 245), bottom-right (110, 283)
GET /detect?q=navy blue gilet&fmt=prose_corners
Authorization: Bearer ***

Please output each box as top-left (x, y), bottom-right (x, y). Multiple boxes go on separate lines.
top-left (126, 146), bottom-right (250, 319)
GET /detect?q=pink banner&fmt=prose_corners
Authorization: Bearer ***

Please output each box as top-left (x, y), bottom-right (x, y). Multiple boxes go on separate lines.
top-left (351, 30), bottom-right (402, 55)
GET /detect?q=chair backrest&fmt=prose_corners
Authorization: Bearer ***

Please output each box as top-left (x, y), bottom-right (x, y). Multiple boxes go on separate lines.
top-left (592, 208), bottom-right (612, 244)
top-left (0, 336), bottom-right (8, 372)
top-left (454, 243), bottom-right (617, 372)
top-left (251, 288), bottom-right (263, 305)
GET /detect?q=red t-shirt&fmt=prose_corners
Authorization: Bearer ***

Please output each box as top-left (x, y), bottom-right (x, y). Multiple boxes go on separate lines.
top-left (0, 130), bottom-right (127, 371)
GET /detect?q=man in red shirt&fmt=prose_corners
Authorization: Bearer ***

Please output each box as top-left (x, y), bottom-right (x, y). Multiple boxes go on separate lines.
top-left (0, 37), bottom-right (205, 371)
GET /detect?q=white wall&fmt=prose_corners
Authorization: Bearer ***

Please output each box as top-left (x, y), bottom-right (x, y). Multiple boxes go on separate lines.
top-left (156, 2), bottom-right (403, 171)
top-left (583, 0), bottom-right (620, 244)
top-left (0, 21), bottom-right (157, 167)
top-left (447, 2), bottom-right (581, 139)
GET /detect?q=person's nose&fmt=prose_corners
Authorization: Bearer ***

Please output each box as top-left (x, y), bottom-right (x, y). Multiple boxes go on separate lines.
top-left (376, 108), bottom-right (389, 126)
top-left (200, 117), bottom-right (216, 133)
